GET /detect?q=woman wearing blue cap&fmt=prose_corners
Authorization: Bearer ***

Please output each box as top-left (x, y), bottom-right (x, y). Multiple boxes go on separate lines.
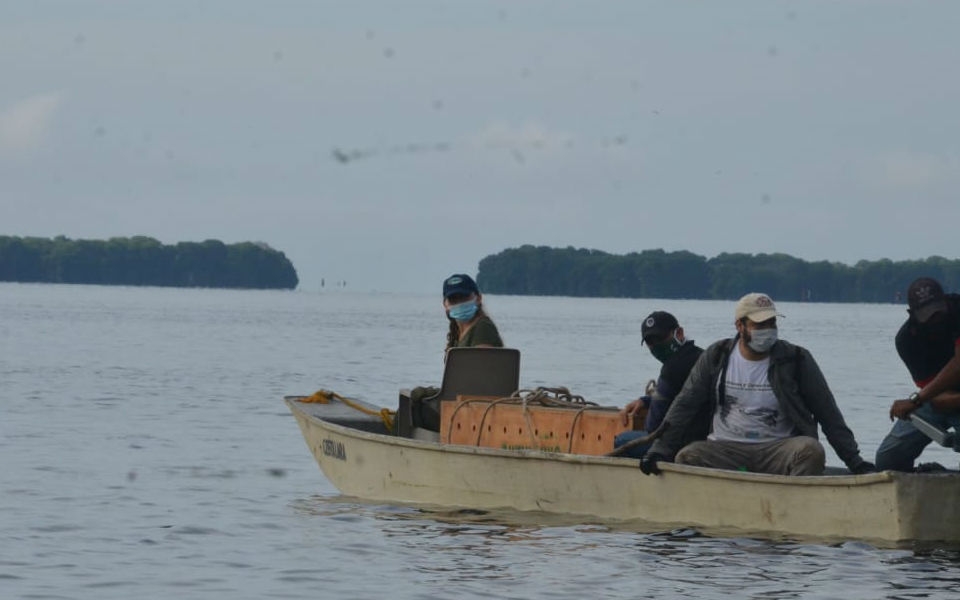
top-left (442, 273), bottom-right (503, 349)
top-left (407, 273), bottom-right (504, 432)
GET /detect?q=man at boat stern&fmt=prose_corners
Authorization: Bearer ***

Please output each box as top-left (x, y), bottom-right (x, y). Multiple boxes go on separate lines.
top-left (640, 293), bottom-right (875, 477)
top-left (613, 311), bottom-right (703, 458)
top-left (876, 277), bottom-right (960, 471)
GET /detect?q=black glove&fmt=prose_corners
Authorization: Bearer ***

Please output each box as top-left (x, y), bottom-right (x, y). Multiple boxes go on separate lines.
top-left (640, 452), bottom-right (664, 475)
top-left (850, 460), bottom-right (876, 475)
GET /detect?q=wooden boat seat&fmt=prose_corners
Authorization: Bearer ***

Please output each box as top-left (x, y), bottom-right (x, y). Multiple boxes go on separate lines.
top-left (396, 347), bottom-right (521, 439)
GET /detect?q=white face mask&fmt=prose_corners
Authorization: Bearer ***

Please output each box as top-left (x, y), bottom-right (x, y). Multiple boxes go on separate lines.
top-left (747, 327), bottom-right (778, 353)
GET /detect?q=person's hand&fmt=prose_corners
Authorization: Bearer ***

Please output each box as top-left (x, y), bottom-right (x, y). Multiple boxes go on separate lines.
top-left (620, 399), bottom-right (641, 427)
top-left (850, 460), bottom-right (876, 475)
top-left (889, 399), bottom-right (917, 421)
top-left (639, 452), bottom-right (664, 475)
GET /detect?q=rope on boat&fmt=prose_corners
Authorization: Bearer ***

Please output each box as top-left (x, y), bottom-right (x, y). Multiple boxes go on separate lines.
top-left (603, 421), bottom-right (668, 457)
top-left (519, 386), bottom-right (598, 408)
top-left (300, 389), bottom-right (395, 431)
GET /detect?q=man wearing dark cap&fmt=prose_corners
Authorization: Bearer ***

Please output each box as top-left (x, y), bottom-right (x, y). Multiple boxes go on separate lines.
top-left (876, 277), bottom-right (960, 471)
top-left (641, 293), bottom-right (874, 476)
top-left (613, 310), bottom-right (703, 458)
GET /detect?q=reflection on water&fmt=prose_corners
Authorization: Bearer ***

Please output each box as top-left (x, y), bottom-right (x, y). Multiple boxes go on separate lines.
top-left (292, 494), bottom-right (960, 600)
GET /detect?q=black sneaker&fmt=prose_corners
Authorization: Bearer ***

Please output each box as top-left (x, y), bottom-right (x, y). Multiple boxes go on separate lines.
top-left (914, 462), bottom-right (948, 473)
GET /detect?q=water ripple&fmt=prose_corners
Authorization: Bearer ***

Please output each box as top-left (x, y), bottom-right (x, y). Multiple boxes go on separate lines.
top-left (5, 286), bottom-right (960, 600)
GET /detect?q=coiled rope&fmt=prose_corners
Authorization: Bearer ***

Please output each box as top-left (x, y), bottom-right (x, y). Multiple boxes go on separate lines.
top-left (300, 389), bottom-right (395, 432)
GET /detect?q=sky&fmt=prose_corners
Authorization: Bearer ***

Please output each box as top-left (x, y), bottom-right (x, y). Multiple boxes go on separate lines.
top-left (2, 1), bottom-right (958, 293)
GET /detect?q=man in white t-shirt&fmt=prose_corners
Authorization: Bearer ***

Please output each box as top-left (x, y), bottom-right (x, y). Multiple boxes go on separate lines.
top-left (641, 293), bottom-right (874, 476)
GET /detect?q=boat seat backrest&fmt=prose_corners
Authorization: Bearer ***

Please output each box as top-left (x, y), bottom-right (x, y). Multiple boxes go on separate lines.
top-left (437, 347), bottom-right (521, 402)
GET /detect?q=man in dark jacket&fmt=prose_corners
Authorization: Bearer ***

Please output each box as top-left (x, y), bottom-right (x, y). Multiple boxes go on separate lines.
top-left (876, 277), bottom-right (960, 471)
top-left (613, 311), bottom-right (703, 458)
top-left (641, 293), bottom-right (874, 476)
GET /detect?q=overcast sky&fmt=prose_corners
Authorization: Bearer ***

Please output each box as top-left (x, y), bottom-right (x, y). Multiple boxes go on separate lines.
top-left (2, 1), bottom-right (958, 292)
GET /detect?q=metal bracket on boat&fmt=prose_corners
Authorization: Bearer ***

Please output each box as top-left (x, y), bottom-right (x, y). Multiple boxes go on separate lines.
top-left (910, 413), bottom-right (960, 452)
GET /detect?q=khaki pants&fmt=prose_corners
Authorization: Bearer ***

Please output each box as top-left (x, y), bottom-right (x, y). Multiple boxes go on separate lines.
top-left (675, 436), bottom-right (826, 476)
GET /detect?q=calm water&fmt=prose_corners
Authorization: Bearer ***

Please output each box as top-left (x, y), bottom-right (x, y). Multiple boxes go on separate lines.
top-left (3, 283), bottom-right (959, 599)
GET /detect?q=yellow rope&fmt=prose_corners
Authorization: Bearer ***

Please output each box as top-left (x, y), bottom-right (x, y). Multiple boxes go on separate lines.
top-left (301, 389), bottom-right (336, 403)
top-left (301, 389), bottom-right (395, 431)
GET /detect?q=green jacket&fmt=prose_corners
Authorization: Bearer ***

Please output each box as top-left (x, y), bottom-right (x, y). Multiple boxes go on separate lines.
top-left (648, 336), bottom-right (869, 471)
top-left (456, 316), bottom-right (503, 348)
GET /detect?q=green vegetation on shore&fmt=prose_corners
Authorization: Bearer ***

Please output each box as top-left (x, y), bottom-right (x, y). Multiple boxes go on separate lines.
top-left (0, 236), bottom-right (298, 290)
top-left (477, 245), bottom-right (960, 302)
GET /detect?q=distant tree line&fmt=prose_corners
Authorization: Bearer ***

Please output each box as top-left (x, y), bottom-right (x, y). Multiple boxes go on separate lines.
top-left (0, 236), bottom-right (299, 290)
top-left (476, 245), bottom-right (960, 302)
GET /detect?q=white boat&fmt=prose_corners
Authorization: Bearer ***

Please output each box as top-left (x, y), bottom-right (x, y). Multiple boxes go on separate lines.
top-left (286, 348), bottom-right (960, 547)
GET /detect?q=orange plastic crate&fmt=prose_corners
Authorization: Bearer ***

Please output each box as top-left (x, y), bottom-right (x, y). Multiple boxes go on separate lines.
top-left (440, 395), bottom-right (643, 455)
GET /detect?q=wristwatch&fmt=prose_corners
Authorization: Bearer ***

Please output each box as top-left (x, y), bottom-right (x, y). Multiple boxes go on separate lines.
top-left (909, 392), bottom-right (922, 407)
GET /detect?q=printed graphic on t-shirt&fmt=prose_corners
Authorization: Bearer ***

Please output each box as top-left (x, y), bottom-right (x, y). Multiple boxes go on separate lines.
top-left (711, 350), bottom-right (793, 443)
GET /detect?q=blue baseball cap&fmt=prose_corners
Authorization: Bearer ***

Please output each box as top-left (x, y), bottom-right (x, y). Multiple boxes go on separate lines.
top-left (443, 273), bottom-right (479, 299)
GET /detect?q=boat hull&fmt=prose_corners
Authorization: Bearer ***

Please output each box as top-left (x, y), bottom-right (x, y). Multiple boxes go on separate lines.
top-left (288, 397), bottom-right (960, 546)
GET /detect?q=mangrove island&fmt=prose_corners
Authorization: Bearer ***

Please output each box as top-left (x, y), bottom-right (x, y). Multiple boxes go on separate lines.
top-left (0, 236), bottom-right (298, 290)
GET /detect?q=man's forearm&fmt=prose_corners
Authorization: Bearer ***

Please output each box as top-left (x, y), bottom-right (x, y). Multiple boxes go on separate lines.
top-left (930, 390), bottom-right (960, 412)
top-left (917, 352), bottom-right (960, 403)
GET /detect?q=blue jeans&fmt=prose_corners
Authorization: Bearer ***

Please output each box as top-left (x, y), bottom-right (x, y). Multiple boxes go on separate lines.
top-left (875, 403), bottom-right (960, 471)
top-left (614, 430), bottom-right (652, 459)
